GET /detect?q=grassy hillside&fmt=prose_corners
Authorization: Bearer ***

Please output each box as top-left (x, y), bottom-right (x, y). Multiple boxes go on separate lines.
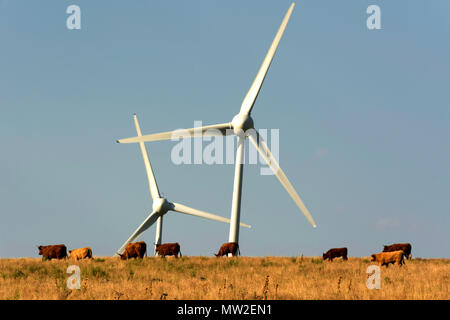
top-left (0, 256), bottom-right (448, 300)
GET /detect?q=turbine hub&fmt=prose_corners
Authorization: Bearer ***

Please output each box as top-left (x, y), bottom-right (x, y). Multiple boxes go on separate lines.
top-left (231, 114), bottom-right (254, 136)
top-left (152, 197), bottom-right (171, 214)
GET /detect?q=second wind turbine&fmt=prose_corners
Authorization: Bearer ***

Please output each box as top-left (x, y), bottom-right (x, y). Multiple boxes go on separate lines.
top-left (116, 114), bottom-right (250, 255)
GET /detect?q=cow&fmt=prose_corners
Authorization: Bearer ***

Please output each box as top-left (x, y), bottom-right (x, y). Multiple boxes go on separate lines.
top-left (383, 243), bottom-right (412, 260)
top-left (69, 247), bottom-right (93, 260)
top-left (119, 241), bottom-right (147, 260)
top-left (215, 242), bottom-right (240, 257)
top-left (371, 250), bottom-right (405, 267)
top-left (37, 244), bottom-right (68, 260)
top-left (322, 247), bottom-right (348, 261)
top-left (155, 243), bottom-right (182, 258)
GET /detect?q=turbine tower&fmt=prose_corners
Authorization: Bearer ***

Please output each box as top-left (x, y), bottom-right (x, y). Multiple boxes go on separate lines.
top-left (116, 114), bottom-right (251, 255)
top-left (117, 2), bottom-right (316, 250)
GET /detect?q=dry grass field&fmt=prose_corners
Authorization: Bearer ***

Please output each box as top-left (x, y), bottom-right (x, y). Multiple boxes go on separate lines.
top-left (0, 256), bottom-right (448, 300)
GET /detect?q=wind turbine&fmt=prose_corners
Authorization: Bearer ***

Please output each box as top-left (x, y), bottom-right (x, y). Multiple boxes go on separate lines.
top-left (117, 2), bottom-right (316, 249)
top-left (116, 114), bottom-right (251, 255)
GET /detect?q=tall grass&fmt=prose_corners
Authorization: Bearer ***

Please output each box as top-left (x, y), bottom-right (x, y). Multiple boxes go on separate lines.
top-left (0, 257), bottom-right (448, 300)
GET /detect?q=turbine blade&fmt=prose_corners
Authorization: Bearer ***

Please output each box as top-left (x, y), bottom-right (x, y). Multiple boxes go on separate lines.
top-left (134, 114), bottom-right (160, 199)
top-left (239, 3), bottom-right (295, 115)
top-left (171, 202), bottom-right (251, 228)
top-left (116, 211), bottom-right (160, 255)
top-left (248, 131), bottom-right (317, 228)
top-left (117, 122), bottom-right (232, 144)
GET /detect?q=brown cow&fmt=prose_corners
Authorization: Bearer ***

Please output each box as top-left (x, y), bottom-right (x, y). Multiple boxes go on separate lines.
top-left (69, 247), bottom-right (93, 260)
top-left (371, 250), bottom-right (405, 267)
top-left (323, 247), bottom-right (348, 261)
top-left (120, 241), bottom-right (147, 260)
top-left (38, 244), bottom-right (68, 260)
top-left (383, 243), bottom-right (412, 259)
top-left (215, 242), bottom-right (240, 257)
top-left (155, 243), bottom-right (182, 258)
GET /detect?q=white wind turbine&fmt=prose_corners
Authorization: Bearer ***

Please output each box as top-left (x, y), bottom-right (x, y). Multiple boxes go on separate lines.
top-left (117, 2), bottom-right (316, 249)
top-left (116, 114), bottom-right (251, 255)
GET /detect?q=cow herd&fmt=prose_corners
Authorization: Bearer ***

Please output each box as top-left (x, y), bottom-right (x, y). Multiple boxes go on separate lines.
top-left (323, 243), bottom-right (412, 267)
top-left (36, 241), bottom-right (240, 260)
top-left (36, 241), bottom-right (412, 266)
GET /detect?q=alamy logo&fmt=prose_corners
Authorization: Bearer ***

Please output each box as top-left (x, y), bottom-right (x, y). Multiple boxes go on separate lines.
top-left (66, 265), bottom-right (81, 290)
top-left (170, 121), bottom-right (280, 176)
top-left (366, 265), bottom-right (381, 289)
top-left (366, 5), bottom-right (381, 30)
top-left (66, 5), bottom-right (81, 30)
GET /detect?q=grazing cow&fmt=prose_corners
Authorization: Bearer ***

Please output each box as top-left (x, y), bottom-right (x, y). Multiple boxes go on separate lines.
top-left (38, 244), bottom-right (68, 260)
top-left (69, 247), bottom-right (93, 260)
top-left (383, 243), bottom-right (412, 259)
top-left (155, 243), bottom-right (182, 258)
top-left (215, 242), bottom-right (240, 257)
top-left (120, 241), bottom-right (147, 260)
top-left (371, 250), bottom-right (405, 267)
top-left (322, 247), bottom-right (348, 261)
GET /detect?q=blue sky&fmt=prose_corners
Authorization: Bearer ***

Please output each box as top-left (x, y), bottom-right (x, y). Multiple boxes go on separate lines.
top-left (1, 1), bottom-right (449, 258)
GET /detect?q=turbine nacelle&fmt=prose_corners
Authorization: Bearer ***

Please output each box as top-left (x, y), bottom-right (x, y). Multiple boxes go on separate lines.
top-left (152, 197), bottom-right (172, 214)
top-left (231, 114), bottom-right (254, 136)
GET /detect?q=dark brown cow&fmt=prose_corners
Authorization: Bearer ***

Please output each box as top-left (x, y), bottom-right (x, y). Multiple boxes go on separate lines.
top-left (38, 244), bottom-right (68, 260)
top-left (322, 247), bottom-right (348, 261)
top-left (215, 242), bottom-right (240, 257)
top-left (383, 243), bottom-right (412, 259)
top-left (120, 241), bottom-right (147, 260)
top-left (155, 243), bottom-right (182, 258)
